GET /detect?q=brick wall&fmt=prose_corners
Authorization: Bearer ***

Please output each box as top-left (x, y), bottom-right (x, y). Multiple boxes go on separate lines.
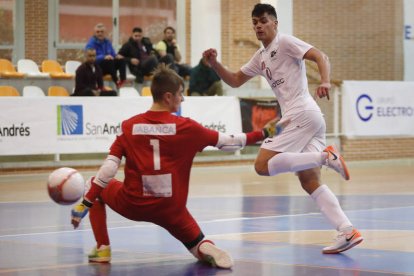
top-left (342, 137), bottom-right (414, 161)
top-left (294, 0), bottom-right (404, 81)
top-left (185, 0), bottom-right (191, 64)
top-left (221, 0), bottom-right (259, 71)
top-left (25, 0), bottom-right (48, 65)
top-left (291, 0), bottom-right (411, 160)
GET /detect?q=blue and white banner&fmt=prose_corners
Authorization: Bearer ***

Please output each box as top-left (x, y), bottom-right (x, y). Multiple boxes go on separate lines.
top-left (0, 96), bottom-right (241, 155)
top-left (342, 81), bottom-right (414, 137)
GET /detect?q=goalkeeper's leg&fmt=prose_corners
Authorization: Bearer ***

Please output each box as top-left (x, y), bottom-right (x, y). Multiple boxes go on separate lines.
top-left (87, 179), bottom-right (123, 263)
top-left (89, 199), bottom-right (110, 249)
top-left (163, 208), bottom-right (233, 269)
top-left (88, 199), bottom-right (111, 263)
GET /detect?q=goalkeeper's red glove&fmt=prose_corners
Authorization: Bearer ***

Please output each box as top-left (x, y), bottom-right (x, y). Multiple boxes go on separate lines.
top-left (262, 118), bottom-right (291, 138)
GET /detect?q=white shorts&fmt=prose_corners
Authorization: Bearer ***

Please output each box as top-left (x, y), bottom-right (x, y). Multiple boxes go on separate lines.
top-left (261, 110), bottom-right (326, 153)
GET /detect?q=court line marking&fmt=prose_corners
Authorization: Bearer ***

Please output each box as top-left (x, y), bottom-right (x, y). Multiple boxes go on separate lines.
top-left (1, 205), bottom-right (413, 238)
top-left (235, 258), bottom-right (414, 276)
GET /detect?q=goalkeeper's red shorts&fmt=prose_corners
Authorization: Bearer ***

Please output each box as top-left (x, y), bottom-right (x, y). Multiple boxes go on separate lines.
top-left (99, 178), bottom-right (202, 245)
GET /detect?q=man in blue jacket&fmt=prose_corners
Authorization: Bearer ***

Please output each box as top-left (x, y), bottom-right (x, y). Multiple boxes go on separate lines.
top-left (85, 23), bottom-right (126, 88)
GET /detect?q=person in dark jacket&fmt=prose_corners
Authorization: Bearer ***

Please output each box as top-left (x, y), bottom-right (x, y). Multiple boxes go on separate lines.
top-left (73, 48), bottom-right (117, 96)
top-left (189, 56), bottom-right (223, 96)
top-left (118, 27), bottom-right (158, 83)
top-left (85, 23), bottom-right (126, 88)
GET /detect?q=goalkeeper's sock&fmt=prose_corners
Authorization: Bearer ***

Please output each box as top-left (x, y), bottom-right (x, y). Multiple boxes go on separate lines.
top-left (268, 152), bottom-right (324, 176)
top-left (246, 130), bottom-right (265, 144)
top-left (89, 199), bottom-right (110, 248)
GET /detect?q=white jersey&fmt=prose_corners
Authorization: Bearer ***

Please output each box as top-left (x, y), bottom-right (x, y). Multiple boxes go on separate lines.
top-left (241, 33), bottom-right (321, 117)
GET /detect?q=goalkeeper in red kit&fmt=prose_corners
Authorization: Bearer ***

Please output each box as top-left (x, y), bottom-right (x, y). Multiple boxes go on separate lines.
top-left (71, 64), bottom-right (289, 269)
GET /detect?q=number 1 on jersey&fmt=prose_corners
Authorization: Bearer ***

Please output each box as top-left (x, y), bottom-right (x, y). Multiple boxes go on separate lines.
top-left (150, 139), bottom-right (161, 170)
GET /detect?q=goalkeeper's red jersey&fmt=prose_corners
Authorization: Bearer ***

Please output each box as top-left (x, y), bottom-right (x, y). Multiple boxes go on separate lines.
top-left (109, 110), bottom-right (219, 209)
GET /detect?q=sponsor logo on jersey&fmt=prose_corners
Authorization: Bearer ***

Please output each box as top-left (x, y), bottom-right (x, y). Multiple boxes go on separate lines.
top-left (133, 124), bottom-right (176, 135)
top-left (270, 50), bottom-right (277, 57)
top-left (266, 67), bottom-right (272, 80)
top-left (271, 78), bottom-right (285, 88)
top-left (57, 105), bottom-right (83, 135)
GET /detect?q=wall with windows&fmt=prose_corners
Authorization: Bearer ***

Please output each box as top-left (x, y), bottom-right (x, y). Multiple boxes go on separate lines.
top-left (52, 0), bottom-right (177, 64)
top-left (1, 0), bottom-right (407, 79)
top-left (0, 0), bottom-right (412, 161)
top-left (0, 0), bottom-right (14, 60)
top-left (0, 0), bottom-right (23, 62)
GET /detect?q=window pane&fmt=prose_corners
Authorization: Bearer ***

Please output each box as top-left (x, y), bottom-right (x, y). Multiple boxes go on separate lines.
top-left (119, 0), bottom-right (176, 45)
top-left (59, 0), bottom-right (113, 44)
top-left (0, 0), bottom-right (14, 46)
top-left (57, 49), bottom-right (84, 65)
top-left (0, 49), bottom-right (12, 60)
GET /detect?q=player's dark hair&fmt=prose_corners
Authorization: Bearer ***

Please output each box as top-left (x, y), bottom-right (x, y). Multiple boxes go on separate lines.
top-left (164, 26), bottom-right (176, 34)
top-left (132, 27), bottom-right (142, 33)
top-left (252, 3), bottom-right (277, 20)
top-left (151, 64), bottom-right (184, 102)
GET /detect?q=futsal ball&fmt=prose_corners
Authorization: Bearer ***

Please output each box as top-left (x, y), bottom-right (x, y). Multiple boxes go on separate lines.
top-left (47, 167), bottom-right (85, 205)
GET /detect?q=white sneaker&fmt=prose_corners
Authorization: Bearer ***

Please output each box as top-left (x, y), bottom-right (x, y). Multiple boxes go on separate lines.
top-left (198, 241), bottom-right (233, 269)
top-left (323, 228), bottom-right (363, 254)
top-left (324, 145), bottom-right (350, 180)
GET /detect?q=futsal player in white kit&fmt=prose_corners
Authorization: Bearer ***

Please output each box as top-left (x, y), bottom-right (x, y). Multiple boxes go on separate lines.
top-left (203, 3), bottom-right (363, 254)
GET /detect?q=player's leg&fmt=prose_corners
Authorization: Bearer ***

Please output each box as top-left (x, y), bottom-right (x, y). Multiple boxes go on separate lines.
top-left (255, 111), bottom-right (349, 179)
top-left (86, 178), bottom-right (123, 263)
top-left (302, 124), bottom-right (361, 253)
top-left (114, 58), bottom-right (126, 89)
top-left (298, 168), bottom-right (363, 253)
top-left (99, 59), bottom-right (118, 83)
top-left (298, 167), bottom-right (353, 228)
top-left (161, 208), bottom-right (233, 269)
top-left (255, 148), bottom-right (325, 176)
top-left (255, 111), bottom-right (327, 176)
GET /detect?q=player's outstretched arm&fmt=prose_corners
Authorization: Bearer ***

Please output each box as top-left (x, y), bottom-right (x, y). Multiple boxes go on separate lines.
top-left (203, 48), bottom-right (251, 88)
top-left (71, 155), bottom-right (121, 229)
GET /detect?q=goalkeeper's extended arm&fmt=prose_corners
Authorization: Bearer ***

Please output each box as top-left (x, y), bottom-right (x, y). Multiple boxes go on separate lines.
top-left (71, 155), bottom-right (121, 229)
top-left (215, 119), bottom-right (289, 152)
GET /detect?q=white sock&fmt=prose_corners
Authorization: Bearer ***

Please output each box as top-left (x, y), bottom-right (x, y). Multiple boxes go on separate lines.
top-left (311, 185), bottom-right (352, 231)
top-left (267, 152), bottom-right (324, 176)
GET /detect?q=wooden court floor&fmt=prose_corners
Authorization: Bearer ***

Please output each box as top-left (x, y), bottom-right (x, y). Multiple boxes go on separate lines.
top-left (0, 160), bottom-right (414, 275)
